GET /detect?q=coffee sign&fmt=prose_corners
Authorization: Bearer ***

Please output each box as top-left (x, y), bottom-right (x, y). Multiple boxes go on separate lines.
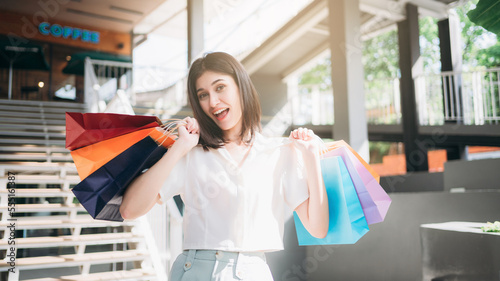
top-left (38, 22), bottom-right (100, 44)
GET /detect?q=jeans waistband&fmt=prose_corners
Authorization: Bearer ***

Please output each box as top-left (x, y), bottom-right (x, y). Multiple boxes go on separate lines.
top-left (182, 249), bottom-right (266, 264)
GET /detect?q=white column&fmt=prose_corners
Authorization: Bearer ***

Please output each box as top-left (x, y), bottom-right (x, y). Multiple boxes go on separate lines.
top-left (328, 0), bottom-right (369, 160)
top-left (187, 0), bottom-right (204, 66)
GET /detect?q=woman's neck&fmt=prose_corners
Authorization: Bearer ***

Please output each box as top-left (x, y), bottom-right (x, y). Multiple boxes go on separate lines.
top-left (225, 137), bottom-right (244, 145)
top-left (223, 130), bottom-right (248, 146)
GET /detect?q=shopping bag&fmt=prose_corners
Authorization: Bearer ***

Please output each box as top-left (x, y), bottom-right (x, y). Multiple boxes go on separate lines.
top-left (71, 127), bottom-right (175, 180)
top-left (71, 134), bottom-right (170, 222)
top-left (294, 156), bottom-right (369, 245)
top-left (324, 143), bottom-right (391, 224)
top-left (325, 140), bottom-right (379, 182)
top-left (65, 112), bottom-right (161, 150)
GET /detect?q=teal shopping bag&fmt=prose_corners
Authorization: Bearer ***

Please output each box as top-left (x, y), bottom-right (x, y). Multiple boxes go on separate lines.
top-left (293, 156), bottom-right (369, 245)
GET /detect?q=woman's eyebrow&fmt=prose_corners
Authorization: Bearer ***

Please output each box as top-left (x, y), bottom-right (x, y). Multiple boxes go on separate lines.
top-left (211, 78), bottom-right (224, 85)
top-left (197, 78), bottom-right (225, 93)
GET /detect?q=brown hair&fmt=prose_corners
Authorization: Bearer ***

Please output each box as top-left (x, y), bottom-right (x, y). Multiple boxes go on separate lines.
top-left (187, 52), bottom-right (262, 149)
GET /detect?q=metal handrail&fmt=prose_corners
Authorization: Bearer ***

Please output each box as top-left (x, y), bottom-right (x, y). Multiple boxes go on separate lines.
top-left (292, 68), bottom-right (500, 126)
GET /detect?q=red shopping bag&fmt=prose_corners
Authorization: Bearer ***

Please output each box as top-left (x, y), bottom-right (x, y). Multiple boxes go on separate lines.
top-left (65, 112), bottom-right (161, 150)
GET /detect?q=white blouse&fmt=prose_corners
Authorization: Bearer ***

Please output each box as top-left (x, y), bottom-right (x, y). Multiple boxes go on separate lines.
top-left (160, 132), bottom-right (309, 252)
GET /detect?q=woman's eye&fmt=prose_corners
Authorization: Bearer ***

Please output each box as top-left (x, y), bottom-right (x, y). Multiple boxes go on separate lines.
top-left (198, 92), bottom-right (208, 100)
top-left (216, 85), bottom-right (225, 92)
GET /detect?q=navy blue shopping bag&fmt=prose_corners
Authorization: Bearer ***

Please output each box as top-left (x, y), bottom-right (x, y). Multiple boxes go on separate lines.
top-left (72, 136), bottom-right (167, 222)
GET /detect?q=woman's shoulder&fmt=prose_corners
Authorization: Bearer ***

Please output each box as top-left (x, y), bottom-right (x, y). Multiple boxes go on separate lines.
top-left (253, 132), bottom-right (293, 152)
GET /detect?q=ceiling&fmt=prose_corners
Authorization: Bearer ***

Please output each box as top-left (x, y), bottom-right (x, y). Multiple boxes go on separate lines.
top-left (0, 0), bottom-right (466, 70)
top-left (0, 0), bottom-right (464, 38)
top-left (0, 0), bottom-right (167, 33)
top-left (241, 0), bottom-right (465, 77)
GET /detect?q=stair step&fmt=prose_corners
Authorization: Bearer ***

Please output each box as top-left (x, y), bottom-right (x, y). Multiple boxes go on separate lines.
top-left (0, 123), bottom-right (66, 131)
top-left (0, 203), bottom-right (84, 212)
top-left (0, 146), bottom-right (69, 153)
top-left (0, 99), bottom-right (87, 110)
top-left (0, 188), bottom-right (75, 197)
top-left (0, 116), bottom-right (66, 125)
top-left (0, 154), bottom-right (73, 162)
top-left (0, 216), bottom-right (136, 230)
top-left (23, 269), bottom-right (156, 281)
top-left (0, 104), bottom-right (81, 115)
top-left (0, 111), bottom-right (66, 120)
top-left (0, 163), bottom-right (77, 174)
top-left (0, 176), bottom-right (80, 184)
top-left (0, 250), bottom-right (149, 270)
top-left (0, 232), bottom-right (143, 249)
top-left (0, 138), bottom-right (66, 145)
top-left (0, 131), bottom-right (65, 138)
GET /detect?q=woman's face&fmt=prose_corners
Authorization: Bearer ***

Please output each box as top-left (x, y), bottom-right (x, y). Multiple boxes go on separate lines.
top-left (195, 71), bottom-right (243, 137)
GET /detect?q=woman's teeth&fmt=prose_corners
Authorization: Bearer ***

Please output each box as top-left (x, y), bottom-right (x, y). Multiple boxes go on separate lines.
top-left (214, 108), bottom-right (227, 116)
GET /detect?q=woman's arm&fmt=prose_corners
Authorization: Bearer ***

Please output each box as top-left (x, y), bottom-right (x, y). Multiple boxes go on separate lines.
top-left (119, 117), bottom-right (199, 220)
top-left (290, 128), bottom-right (329, 238)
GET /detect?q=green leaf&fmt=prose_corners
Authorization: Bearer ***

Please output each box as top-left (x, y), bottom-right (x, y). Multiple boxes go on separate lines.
top-left (467, 0), bottom-right (500, 35)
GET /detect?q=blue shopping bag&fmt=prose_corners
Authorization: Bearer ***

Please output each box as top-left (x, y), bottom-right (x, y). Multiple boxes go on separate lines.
top-left (293, 156), bottom-right (369, 245)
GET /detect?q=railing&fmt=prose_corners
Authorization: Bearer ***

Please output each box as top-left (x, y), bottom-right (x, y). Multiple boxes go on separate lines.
top-left (84, 58), bottom-right (134, 113)
top-left (292, 68), bottom-right (500, 126)
top-left (416, 68), bottom-right (500, 125)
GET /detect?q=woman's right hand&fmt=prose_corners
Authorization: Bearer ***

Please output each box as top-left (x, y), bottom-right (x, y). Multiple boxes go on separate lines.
top-left (173, 116), bottom-right (200, 153)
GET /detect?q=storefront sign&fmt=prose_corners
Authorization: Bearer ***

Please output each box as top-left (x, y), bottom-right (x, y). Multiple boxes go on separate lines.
top-left (38, 22), bottom-right (100, 44)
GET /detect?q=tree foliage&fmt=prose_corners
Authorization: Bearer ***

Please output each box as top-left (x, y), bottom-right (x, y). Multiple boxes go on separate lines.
top-left (458, 0), bottom-right (499, 68)
top-left (477, 41), bottom-right (500, 67)
top-left (363, 30), bottom-right (399, 80)
top-left (298, 57), bottom-right (331, 91)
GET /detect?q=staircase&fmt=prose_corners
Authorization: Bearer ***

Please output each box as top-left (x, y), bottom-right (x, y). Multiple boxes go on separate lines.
top-left (0, 99), bottom-right (75, 164)
top-left (0, 99), bottom-right (166, 281)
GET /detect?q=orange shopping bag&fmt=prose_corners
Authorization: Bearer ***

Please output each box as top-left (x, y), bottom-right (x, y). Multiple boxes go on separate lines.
top-left (71, 127), bottom-right (176, 180)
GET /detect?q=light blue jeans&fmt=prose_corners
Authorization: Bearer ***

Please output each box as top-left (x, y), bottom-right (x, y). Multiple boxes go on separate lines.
top-left (169, 249), bottom-right (274, 281)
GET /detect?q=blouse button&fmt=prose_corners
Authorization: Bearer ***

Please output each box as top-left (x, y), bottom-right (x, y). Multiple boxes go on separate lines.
top-left (184, 261), bottom-right (192, 269)
top-left (237, 270), bottom-right (245, 278)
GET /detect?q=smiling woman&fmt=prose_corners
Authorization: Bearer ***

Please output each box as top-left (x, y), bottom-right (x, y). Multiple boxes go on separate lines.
top-left (120, 52), bottom-right (329, 281)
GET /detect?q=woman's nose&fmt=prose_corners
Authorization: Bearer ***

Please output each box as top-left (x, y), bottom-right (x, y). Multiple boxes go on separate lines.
top-left (209, 93), bottom-right (220, 107)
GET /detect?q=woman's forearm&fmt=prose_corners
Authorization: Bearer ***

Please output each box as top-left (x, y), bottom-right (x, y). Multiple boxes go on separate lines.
top-left (294, 149), bottom-right (329, 238)
top-left (119, 143), bottom-right (187, 219)
top-left (303, 151), bottom-right (329, 238)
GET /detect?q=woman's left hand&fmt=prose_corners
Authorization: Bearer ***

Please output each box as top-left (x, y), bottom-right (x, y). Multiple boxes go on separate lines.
top-left (289, 127), bottom-right (321, 156)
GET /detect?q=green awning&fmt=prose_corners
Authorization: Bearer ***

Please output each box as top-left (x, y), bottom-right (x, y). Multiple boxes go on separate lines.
top-left (0, 40), bottom-right (50, 99)
top-left (63, 51), bottom-right (132, 76)
top-left (467, 0), bottom-right (500, 35)
top-left (0, 40), bottom-right (50, 71)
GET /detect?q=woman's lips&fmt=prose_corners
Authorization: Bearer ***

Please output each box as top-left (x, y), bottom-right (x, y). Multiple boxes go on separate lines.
top-left (213, 108), bottom-right (229, 120)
